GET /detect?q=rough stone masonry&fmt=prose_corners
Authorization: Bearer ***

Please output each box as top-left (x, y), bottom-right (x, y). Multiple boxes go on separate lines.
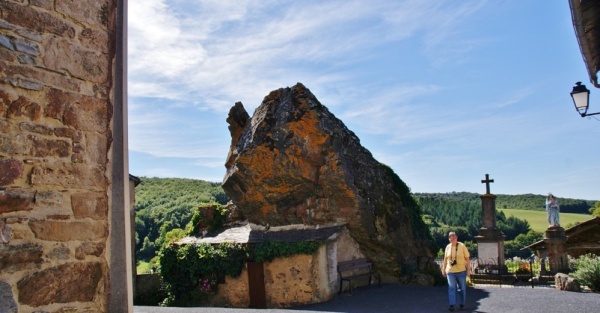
top-left (222, 83), bottom-right (436, 281)
top-left (1, 1), bottom-right (126, 312)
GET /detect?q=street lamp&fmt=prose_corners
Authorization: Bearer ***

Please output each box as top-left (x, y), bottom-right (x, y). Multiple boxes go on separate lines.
top-left (571, 82), bottom-right (600, 117)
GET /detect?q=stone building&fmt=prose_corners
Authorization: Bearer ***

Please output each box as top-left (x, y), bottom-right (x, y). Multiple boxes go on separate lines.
top-left (178, 223), bottom-right (368, 308)
top-left (0, 1), bottom-right (130, 312)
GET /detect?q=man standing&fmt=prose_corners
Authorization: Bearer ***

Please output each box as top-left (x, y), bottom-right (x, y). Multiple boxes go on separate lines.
top-left (442, 232), bottom-right (471, 311)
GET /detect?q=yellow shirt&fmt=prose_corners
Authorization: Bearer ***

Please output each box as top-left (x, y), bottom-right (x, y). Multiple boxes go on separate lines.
top-left (444, 242), bottom-right (470, 273)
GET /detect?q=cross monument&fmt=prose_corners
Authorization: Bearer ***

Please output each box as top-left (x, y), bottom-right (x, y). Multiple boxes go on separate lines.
top-left (481, 174), bottom-right (494, 195)
top-left (475, 174), bottom-right (506, 273)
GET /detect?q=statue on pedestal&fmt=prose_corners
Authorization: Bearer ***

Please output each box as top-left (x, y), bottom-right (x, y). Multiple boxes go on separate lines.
top-left (545, 193), bottom-right (560, 228)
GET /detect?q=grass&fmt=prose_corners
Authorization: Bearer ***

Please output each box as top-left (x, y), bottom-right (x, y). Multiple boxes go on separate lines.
top-left (499, 208), bottom-right (593, 233)
top-left (136, 261), bottom-right (156, 274)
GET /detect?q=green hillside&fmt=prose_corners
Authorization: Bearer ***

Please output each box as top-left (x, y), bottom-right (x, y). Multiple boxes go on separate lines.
top-left (132, 179), bottom-right (598, 266)
top-left (498, 208), bottom-right (593, 233)
top-left (415, 192), bottom-right (597, 214)
top-left (134, 177), bottom-right (229, 264)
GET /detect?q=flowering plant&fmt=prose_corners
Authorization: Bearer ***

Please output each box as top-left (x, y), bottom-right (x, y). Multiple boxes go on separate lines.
top-left (198, 278), bottom-right (214, 294)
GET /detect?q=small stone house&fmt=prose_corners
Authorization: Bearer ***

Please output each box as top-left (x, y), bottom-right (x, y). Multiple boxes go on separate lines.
top-left (178, 223), bottom-right (367, 308)
top-left (526, 216), bottom-right (600, 258)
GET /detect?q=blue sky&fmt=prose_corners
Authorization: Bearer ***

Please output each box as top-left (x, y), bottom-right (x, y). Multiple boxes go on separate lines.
top-left (127, 0), bottom-right (600, 201)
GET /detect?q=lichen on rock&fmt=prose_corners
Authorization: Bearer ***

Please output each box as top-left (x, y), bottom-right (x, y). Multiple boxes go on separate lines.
top-left (222, 83), bottom-right (435, 280)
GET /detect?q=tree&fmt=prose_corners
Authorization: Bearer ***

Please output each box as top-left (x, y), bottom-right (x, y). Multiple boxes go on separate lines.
top-left (590, 202), bottom-right (600, 217)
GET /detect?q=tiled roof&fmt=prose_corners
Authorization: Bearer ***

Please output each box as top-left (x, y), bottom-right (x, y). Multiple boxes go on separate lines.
top-left (178, 223), bottom-right (346, 245)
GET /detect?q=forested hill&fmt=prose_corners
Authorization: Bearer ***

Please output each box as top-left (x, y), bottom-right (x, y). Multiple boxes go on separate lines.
top-left (413, 192), bottom-right (596, 214)
top-left (132, 178), bottom-right (597, 264)
top-left (134, 177), bottom-right (229, 263)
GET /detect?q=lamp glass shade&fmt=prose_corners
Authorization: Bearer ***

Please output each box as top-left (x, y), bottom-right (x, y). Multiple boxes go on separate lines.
top-left (572, 91), bottom-right (589, 111)
top-left (570, 82), bottom-right (590, 114)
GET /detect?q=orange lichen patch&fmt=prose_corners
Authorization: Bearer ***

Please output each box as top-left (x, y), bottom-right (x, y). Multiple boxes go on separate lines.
top-left (261, 204), bottom-right (275, 216)
top-left (287, 113), bottom-right (329, 150)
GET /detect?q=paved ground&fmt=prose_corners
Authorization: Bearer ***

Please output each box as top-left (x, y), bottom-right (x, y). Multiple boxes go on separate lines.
top-left (134, 284), bottom-right (600, 313)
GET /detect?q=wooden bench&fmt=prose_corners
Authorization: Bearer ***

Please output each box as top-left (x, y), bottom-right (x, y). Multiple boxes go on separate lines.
top-left (337, 258), bottom-right (381, 294)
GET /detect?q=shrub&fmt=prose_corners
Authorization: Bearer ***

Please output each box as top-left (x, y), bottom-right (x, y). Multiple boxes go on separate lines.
top-left (571, 254), bottom-right (600, 292)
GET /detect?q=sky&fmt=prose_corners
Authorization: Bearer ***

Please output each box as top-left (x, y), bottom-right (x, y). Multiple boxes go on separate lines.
top-left (127, 0), bottom-right (600, 201)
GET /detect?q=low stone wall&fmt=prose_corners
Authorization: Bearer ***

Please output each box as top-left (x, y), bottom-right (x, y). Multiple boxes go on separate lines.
top-left (213, 246), bottom-right (334, 308)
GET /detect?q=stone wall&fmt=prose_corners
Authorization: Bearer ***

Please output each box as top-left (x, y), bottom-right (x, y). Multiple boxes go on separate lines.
top-left (211, 229), bottom-right (364, 308)
top-left (0, 1), bottom-right (123, 312)
top-left (213, 249), bottom-right (332, 308)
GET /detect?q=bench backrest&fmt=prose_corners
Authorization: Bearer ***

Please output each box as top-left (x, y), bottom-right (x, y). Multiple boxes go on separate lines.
top-left (337, 258), bottom-right (373, 274)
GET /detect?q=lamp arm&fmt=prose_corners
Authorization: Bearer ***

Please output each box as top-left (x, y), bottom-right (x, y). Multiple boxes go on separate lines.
top-left (581, 111), bottom-right (600, 117)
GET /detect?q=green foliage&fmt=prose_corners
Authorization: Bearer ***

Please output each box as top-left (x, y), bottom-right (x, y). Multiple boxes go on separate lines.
top-left (380, 164), bottom-right (435, 248)
top-left (463, 240), bottom-right (477, 257)
top-left (571, 254), bottom-right (600, 292)
top-left (590, 202), bottom-right (600, 217)
top-left (419, 194), bottom-right (533, 243)
top-left (186, 203), bottom-right (228, 236)
top-left (249, 241), bottom-right (320, 262)
top-left (415, 194), bottom-right (482, 237)
top-left (416, 192), bottom-right (596, 258)
top-left (135, 177), bottom-right (229, 264)
top-left (504, 230), bottom-right (543, 259)
top-left (415, 192), bottom-right (596, 214)
top-left (158, 242), bottom-right (247, 306)
top-left (495, 193), bottom-right (594, 214)
top-left (164, 228), bottom-right (186, 247)
top-left (497, 215), bottom-right (531, 241)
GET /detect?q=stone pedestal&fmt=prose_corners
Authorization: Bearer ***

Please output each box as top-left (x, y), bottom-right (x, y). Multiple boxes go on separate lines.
top-left (476, 194), bottom-right (505, 272)
top-left (544, 227), bottom-right (569, 274)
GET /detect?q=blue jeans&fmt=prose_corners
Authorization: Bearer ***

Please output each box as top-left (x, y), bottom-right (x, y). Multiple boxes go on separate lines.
top-left (446, 271), bottom-right (467, 306)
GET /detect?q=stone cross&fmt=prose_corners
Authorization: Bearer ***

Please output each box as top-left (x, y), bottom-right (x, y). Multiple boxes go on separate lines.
top-left (481, 173), bottom-right (494, 194)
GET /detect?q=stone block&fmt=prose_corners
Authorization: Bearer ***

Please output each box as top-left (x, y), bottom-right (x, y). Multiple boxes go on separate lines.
top-left (28, 134), bottom-right (70, 158)
top-left (13, 37), bottom-right (40, 56)
top-left (17, 53), bottom-right (37, 65)
top-left (54, 127), bottom-right (83, 142)
top-left (0, 133), bottom-right (29, 155)
top-left (19, 122), bottom-right (54, 135)
top-left (80, 27), bottom-right (109, 53)
top-left (71, 192), bottom-right (107, 220)
top-left (0, 243), bottom-right (43, 272)
top-left (75, 242), bottom-right (105, 260)
top-left (45, 88), bottom-right (109, 132)
top-left (0, 158), bottom-right (23, 186)
top-left (30, 0), bottom-right (54, 10)
top-left (0, 219), bottom-right (12, 243)
top-left (0, 189), bottom-right (34, 213)
top-left (29, 220), bottom-right (107, 241)
top-left (47, 244), bottom-right (71, 260)
top-left (1, 2), bottom-right (76, 38)
top-left (56, 0), bottom-right (108, 27)
top-left (0, 34), bottom-right (15, 51)
top-left (43, 36), bottom-right (108, 82)
top-left (3, 63), bottom-right (81, 94)
top-left (0, 48), bottom-right (16, 63)
top-left (16, 262), bottom-right (103, 306)
top-left (85, 131), bottom-right (109, 164)
top-left (15, 28), bottom-right (43, 43)
top-left (555, 273), bottom-right (581, 292)
top-left (7, 96), bottom-right (41, 120)
top-left (0, 280), bottom-right (18, 313)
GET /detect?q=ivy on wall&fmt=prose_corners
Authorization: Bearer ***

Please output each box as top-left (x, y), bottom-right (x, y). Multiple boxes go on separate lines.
top-left (158, 240), bottom-right (321, 307)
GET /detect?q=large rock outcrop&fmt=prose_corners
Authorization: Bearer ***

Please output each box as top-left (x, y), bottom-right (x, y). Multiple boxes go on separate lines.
top-left (222, 83), bottom-right (435, 279)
